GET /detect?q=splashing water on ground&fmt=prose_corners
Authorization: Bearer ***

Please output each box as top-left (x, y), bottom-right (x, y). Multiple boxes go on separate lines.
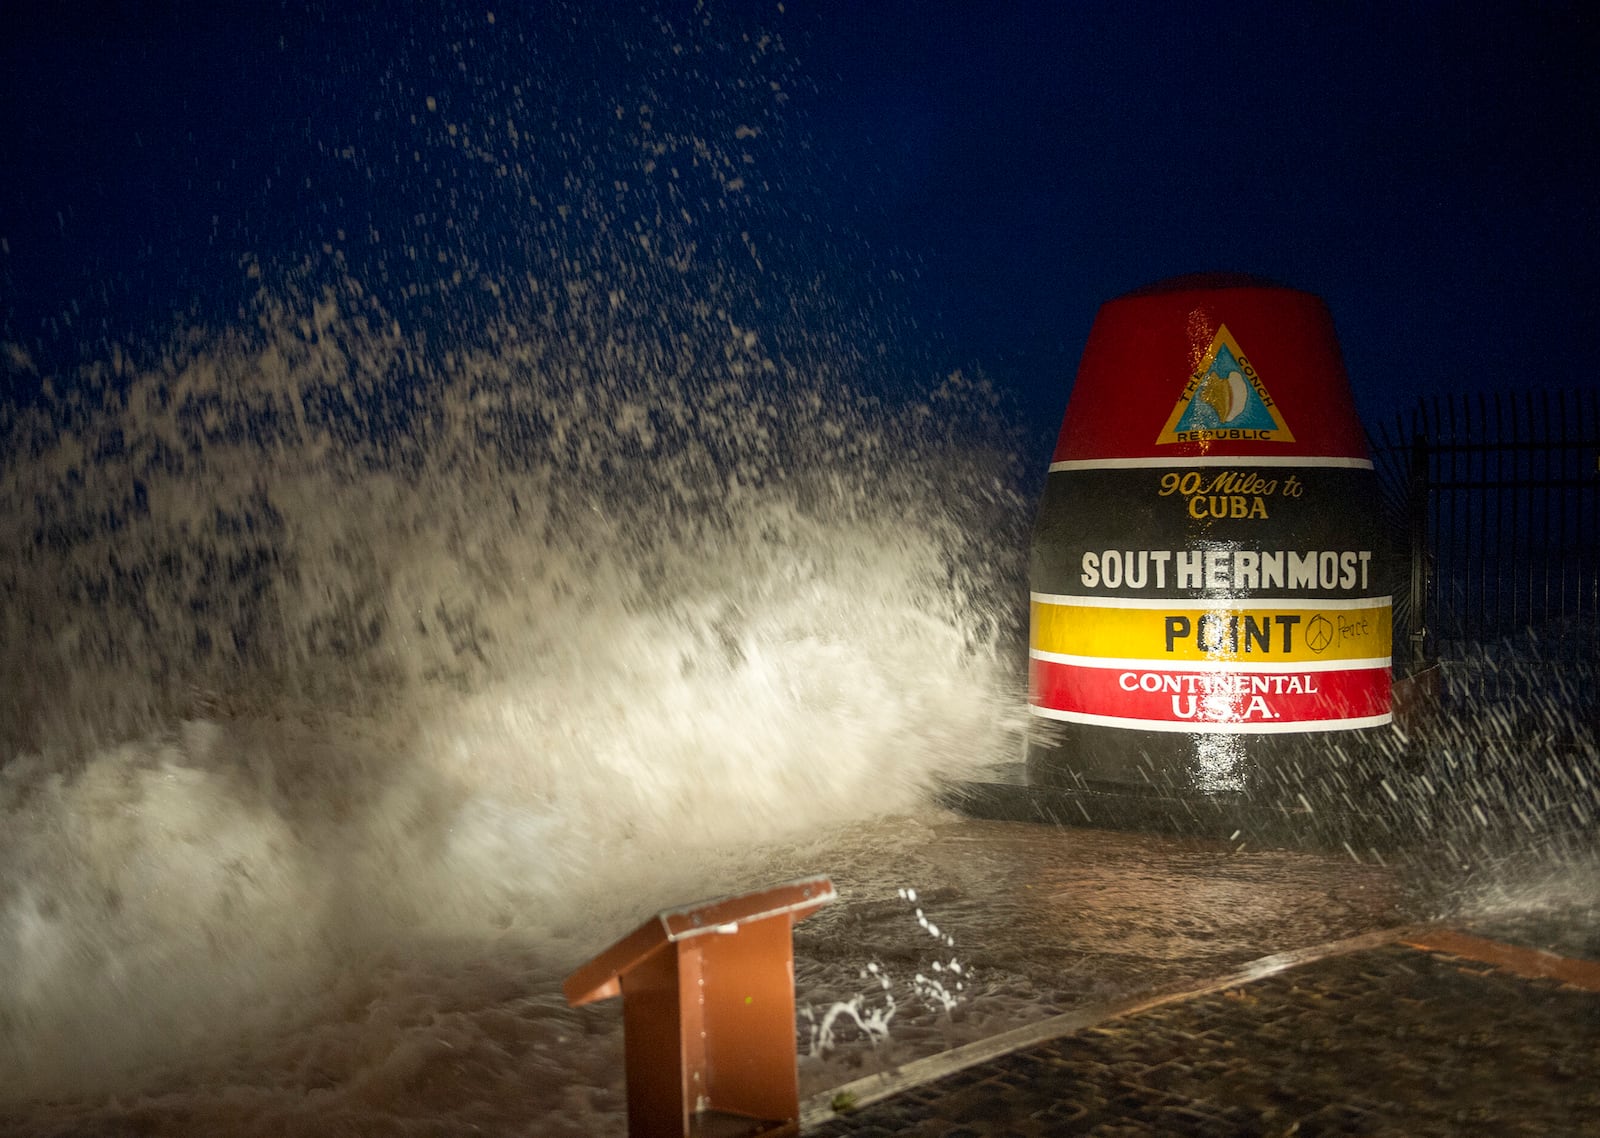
top-left (0, 256), bottom-right (1034, 1103)
top-left (0, 4), bottom-right (1030, 1110)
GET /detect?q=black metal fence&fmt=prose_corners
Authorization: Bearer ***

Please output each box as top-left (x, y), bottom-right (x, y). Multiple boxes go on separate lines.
top-left (1371, 389), bottom-right (1600, 675)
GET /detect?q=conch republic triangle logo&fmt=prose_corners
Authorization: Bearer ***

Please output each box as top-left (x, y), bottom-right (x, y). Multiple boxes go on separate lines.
top-left (1157, 324), bottom-right (1295, 444)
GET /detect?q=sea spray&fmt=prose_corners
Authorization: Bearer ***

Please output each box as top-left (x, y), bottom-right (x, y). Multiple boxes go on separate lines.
top-left (802, 885), bottom-right (971, 1066)
top-left (0, 3), bottom-right (1030, 1099)
top-left (0, 246), bottom-right (1029, 1098)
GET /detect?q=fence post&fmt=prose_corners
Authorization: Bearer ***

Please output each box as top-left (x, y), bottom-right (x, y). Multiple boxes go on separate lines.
top-left (1408, 432), bottom-right (1432, 670)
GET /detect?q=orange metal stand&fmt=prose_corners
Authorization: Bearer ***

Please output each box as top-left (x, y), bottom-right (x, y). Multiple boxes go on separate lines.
top-left (564, 876), bottom-right (836, 1138)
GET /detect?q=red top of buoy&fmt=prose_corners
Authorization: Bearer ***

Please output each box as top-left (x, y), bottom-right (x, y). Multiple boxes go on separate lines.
top-left (1053, 280), bottom-right (1370, 464)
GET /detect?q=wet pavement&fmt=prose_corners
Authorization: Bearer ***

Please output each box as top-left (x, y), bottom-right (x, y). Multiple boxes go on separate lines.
top-left (789, 813), bottom-right (1412, 1097)
top-left (801, 927), bottom-right (1600, 1136)
top-left (3, 805), bottom-right (1593, 1136)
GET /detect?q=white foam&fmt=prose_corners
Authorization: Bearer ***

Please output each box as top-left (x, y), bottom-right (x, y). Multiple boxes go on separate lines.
top-left (0, 249), bottom-right (1027, 1109)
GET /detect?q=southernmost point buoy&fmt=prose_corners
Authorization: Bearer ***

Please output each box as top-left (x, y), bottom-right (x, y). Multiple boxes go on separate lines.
top-left (1027, 276), bottom-right (1393, 803)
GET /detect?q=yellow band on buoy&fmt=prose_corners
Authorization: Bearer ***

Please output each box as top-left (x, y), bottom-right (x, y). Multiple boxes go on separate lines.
top-left (1031, 597), bottom-right (1391, 665)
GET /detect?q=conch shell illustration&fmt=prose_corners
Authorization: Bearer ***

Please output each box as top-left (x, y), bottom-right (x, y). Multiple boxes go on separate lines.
top-left (1196, 368), bottom-right (1249, 423)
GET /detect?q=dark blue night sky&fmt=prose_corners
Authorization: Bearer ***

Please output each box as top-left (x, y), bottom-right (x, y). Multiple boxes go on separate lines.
top-left (798, 1), bottom-right (1599, 436)
top-left (3, 1), bottom-right (1596, 457)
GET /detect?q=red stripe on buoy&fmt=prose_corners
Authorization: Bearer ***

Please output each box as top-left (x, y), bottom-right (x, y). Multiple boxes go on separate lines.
top-left (1029, 657), bottom-right (1392, 731)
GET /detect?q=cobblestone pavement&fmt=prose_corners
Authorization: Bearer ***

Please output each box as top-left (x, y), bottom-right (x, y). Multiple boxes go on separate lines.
top-left (804, 936), bottom-right (1600, 1137)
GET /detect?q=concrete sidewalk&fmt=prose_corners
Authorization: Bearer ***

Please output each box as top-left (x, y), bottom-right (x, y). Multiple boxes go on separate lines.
top-left (800, 927), bottom-right (1600, 1137)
